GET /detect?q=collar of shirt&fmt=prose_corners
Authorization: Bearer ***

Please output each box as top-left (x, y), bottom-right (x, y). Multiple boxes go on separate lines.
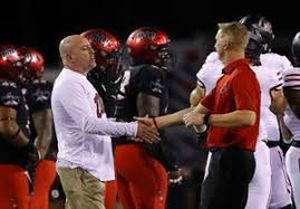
top-left (63, 67), bottom-right (87, 79)
top-left (222, 58), bottom-right (249, 74)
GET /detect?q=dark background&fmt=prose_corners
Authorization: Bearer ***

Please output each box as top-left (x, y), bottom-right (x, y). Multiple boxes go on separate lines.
top-left (2, 0), bottom-right (299, 65)
top-left (3, 2), bottom-right (298, 208)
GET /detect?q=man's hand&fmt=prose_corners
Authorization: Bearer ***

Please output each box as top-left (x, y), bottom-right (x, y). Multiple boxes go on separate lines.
top-left (136, 121), bottom-right (160, 144)
top-left (36, 146), bottom-right (47, 160)
top-left (23, 143), bottom-right (41, 194)
top-left (183, 112), bottom-right (205, 127)
top-left (134, 116), bottom-right (156, 129)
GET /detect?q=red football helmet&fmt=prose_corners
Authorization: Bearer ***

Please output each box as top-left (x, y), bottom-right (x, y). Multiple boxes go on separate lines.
top-left (19, 47), bottom-right (45, 81)
top-left (0, 44), bottom-right (23, 82)
top-left (126, 27), bottom-right (171, 68)
top-left (81, 29), bottom-right (122, 80)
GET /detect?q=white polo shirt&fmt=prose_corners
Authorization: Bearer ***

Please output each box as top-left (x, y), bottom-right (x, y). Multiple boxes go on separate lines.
top-left (51, 68), bottom-right (137, 181)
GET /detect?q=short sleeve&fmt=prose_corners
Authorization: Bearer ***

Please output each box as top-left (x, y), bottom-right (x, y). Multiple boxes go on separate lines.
top-left (283, 67), bottom-right (300, 89)
top-left (0, 83), bottom-right (21, 109)
top-left (26, 82), bottom-right (52, 113)
top-left (270, 70), bottom-right (283, 90)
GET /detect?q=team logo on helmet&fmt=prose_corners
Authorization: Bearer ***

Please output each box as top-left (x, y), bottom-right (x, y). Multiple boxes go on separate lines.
top-left (85, 33), bottom-right (113, 48)
top-left (132, 30), bottom-right (157, 41)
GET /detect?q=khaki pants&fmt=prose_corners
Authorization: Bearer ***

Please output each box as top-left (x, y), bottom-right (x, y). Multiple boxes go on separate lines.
top-left (57, 167), bottom-right (105, 209)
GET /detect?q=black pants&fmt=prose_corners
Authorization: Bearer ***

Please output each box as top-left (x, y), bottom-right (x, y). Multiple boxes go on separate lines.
top-left (200, 147), bottom-right (255, 209)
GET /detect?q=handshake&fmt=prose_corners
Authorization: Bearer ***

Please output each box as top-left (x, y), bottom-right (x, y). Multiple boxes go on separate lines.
top-left (135, 116), bottom-right (160, 144)
top-left (135, 111), bottom-right (208, 143)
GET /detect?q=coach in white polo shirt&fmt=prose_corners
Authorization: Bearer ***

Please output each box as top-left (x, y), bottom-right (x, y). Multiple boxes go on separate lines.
top-left (51, 35), bottom-right (159, 209)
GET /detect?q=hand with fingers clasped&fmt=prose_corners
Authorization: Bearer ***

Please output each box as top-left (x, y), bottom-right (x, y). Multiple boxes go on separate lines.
top-left (183, 112), bottom-right (205, 127)
top-left (136, 120), bottom-right (160, 144)
top-left (134, 116), bottom-right (157, 129)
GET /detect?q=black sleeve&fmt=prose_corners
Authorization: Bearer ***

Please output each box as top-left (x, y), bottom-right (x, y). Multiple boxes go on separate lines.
top-left (0, 83), bottom-right (21, 109)
top-left (26, 82), bottom-right (52, 113)
top-left (138, 66), bottom-right (165, 98)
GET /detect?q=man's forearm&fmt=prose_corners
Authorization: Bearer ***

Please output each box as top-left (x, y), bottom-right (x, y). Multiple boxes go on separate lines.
top-left (84, 117), bottom-right (138, 137)
top-left (278, 115), bottom-right (293, 143)
top-left (208, 110), bottom-right (256, 128)
top-left (33, 109), bottom-right (53, 156)
top-left (156, 107), bottom-right (192, 128)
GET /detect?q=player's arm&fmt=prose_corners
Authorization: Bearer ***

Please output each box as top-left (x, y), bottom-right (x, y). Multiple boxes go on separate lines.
top-left (277, 114), bottom-right (293, 143)
top-left (150, 107), bottom-right (192, 128)
top-left (32, 108), bottom-right (53, 159)
top-left (0, 106), bottom-right (30, 147)
top-left (270, 89), bottom-right (286, 115)
top-left (151, 97), bottom-right (211, 129)
top-left (189, 85), bottom-right (204, 107)
top-left (143, 85), bottom-right (209, 129)
top-left (283, 88), bottom-right (300, 119)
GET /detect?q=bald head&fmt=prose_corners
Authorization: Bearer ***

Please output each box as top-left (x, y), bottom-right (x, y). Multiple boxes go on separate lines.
top-left (58, 34), bottom-right (96, 74)
top-left (59, 35), bottom-right (86, 59)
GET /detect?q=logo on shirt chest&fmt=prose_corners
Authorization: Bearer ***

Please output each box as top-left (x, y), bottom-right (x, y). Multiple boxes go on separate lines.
top-left (33, 89), bottom-right (50, 102)
top-left (220, 84), bottom-right (228, 94)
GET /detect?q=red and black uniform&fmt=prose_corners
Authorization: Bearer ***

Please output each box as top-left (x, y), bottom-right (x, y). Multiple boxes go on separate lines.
top-left (88, 69), bottom-right (122, 209)
top-left (114, 64), bottom-right (176, 209)
top-left (22, 80), bottom-right (57, 209)
top-left (200, 59), bottom-right (260, 209)
top-left (0, 80), bottom-right (32, 209)
top-left (88, 70), bottom-right (121, 119)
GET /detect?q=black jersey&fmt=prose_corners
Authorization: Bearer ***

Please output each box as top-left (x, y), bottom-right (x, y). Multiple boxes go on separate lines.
top-left (0, 80), bottom-right (31, 166)
top-left (119, 64), bottom-right (168, 121)
top-left (87, 70), bottom-right (123, 118)
top-left (22, 80), bottom-right (52, 114)
top-left (22, 80), bottom-right (57, 161)
top-left (117, 65), bottom-right (177, 171)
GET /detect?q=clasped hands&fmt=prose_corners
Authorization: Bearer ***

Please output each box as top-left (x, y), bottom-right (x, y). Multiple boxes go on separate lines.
top-left (182, 111), bottom-right (206, 127)
top-left (135, 116), bottom-right (160, 144)
top-left (134, 111), bottom-right (205, 141)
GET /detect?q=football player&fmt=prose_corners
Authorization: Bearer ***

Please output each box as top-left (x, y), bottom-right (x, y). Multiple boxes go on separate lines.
top-left (18, 47), bottom-right (57, 209)
top-left (0, 44), bottom-right (40, 209)
top-left (81, 28), bottom-right (123, 209)
top-left (284, 31), bottom-right (300, 209)
top-left (114, 27), bottom-right (177, 209)
top-left (241, 15), bottom-right (293, 209)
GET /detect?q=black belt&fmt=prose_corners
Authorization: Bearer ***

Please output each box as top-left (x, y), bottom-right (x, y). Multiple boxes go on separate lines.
top-left (261, 139), bottom-right (268, 144)
top-left (267, 141), bottom-right (280, 148)
top-left (209, 146), bottom-right (254, 153)
top-left (292, 141), bottom-right (300, 148)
